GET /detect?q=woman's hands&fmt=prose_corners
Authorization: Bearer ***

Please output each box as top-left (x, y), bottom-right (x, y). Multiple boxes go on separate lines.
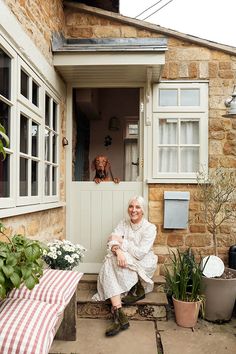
top-left (115, 249), bottom-right (127, 268)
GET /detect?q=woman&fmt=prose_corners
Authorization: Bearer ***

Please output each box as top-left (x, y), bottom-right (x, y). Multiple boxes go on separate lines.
top-left (92, 195), bottom-right (157, 337)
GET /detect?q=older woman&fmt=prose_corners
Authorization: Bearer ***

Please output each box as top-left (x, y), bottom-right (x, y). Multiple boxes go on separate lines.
top-left (92, 195), bottom-right (157, 337)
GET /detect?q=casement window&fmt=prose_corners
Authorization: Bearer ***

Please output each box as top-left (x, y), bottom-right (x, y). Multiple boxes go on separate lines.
top-left (0, 36), bottom-right (60, 210)
top-left (152, 82), bottom-right (208, 182)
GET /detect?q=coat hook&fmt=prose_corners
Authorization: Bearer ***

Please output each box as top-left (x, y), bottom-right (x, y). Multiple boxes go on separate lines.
top-left (62, 137), bottom-right (69, 147)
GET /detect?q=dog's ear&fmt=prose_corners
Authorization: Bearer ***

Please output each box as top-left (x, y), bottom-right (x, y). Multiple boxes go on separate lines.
top-left (91, 158), bottom-right (96, 171)
top-left (105, 159), bottom-right (110, 174)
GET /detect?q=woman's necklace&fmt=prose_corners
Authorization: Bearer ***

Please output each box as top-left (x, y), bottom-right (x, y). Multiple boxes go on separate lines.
top-left (130, 219), bottom-right (144, 232)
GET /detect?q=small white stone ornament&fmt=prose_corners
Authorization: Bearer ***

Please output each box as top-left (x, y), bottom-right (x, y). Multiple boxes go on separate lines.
top-left (201, 255), bottom-right (225, 278)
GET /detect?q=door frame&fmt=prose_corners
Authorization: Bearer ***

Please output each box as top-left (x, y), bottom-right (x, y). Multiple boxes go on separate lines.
top-left (65, 82), bottom-right (151, 242)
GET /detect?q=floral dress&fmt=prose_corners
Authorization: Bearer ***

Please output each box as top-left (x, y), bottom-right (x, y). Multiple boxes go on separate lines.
top-left (92, 218), bottom-right (157, 301)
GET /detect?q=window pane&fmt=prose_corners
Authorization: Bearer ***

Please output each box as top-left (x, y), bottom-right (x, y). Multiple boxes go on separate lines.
top-left (0, 154), bottom-right (10, 197)
top-left (45, 128), bottom-right (50, 161)
top-left (20, 157), bottom-right (28, 196)
top-left (158, 148), bottom-right (178, 172)
top-left (32, 81), bottom-right (39, 106)
top-left (52, 167), bottom-right (57, 195)
top-left (0, 100), bottom-right (10, 138)
top-left (31, 160), bottom-right (38, 196)
top-left (53, 101), bottom-right (57, 131)
top-left (20, 114), bottom-right (28, 154)
top-left (45, 164), bottom-right (50, 195)
top-left (128, 123), bottom-right (138, 136)
top-left (31, 122), bottom-right (39, 157)
top-left (52, 133), bottom-right (57, 163)
top-left (159, 89), bottom-right (178, 106)
top-left (180, 89), bottom-right (200, 106)
top-left (181, 121), bottom-right (199, 144)
top-left (181, 147), bottom-right (199, 172)
top-left (159, 119), bottom-right (177, 144)
top-left (21, 70), bottom-right (29, 98)
top-left (45, 94), bottom-right (50, 126)
top-left (0, 48), bottom-right (11, 99)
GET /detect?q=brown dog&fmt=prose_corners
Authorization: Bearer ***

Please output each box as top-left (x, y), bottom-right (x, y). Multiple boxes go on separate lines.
top-left (91, 155), bottom-right (120, 184)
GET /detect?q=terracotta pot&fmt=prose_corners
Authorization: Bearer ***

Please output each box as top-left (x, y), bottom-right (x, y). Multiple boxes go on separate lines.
top-left (202, 267), bottom-right (236, 322)
top-left (172, 297), bottom-right (201, 328)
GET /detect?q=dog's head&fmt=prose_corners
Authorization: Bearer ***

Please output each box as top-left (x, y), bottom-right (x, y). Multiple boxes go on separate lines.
top-left (91, 155), bottom-right (110, 175)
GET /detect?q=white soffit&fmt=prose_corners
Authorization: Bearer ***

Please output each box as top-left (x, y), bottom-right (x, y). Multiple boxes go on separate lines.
top-left (52, 37), bottom-right (167, 85)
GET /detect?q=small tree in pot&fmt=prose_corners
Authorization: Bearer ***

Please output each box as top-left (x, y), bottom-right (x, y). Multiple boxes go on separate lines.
top-left (196, 167), bottom-right (236, 322)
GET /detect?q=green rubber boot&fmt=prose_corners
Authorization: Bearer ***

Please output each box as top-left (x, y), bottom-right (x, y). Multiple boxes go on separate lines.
top-left (122, 279), bottom-right (145, 305)
top-left (105, 307), bottom-right (129, 336)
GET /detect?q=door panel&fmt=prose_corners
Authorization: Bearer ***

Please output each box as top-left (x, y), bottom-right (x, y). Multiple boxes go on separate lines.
top-left (70, 181), bottom-right (142, 273)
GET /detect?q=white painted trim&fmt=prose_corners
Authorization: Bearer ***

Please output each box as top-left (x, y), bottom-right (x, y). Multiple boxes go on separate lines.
top-left (53, 52), bottom-right (165, 67)
top-left (0, 0), bottom-right (65, 98)
top-left (0, 202), bottom-right (65, 218)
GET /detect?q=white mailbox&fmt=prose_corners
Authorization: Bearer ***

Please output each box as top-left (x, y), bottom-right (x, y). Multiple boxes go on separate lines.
top-left (164, 191), bottom-right (190, 229)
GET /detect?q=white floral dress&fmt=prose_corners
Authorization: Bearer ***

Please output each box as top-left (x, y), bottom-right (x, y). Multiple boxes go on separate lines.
top-left (92, 218), bottom-right (157, 301)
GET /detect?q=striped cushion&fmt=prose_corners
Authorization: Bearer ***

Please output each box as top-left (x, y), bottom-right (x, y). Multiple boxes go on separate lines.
top-left (9, 269), bottom-right (83, 307)
top-left (0, 298), bottom-right (59, 354)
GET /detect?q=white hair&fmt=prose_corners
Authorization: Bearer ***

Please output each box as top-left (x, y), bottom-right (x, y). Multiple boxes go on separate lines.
top-left (127, 195), bottom-right (146, 216)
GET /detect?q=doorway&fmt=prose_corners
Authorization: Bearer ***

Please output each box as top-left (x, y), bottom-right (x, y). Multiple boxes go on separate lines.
top-left (69, 87), bottom-right (144, 272)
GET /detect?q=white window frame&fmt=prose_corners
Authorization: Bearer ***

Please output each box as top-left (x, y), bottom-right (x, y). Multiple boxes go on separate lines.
top-left (151, 82), bottom-right (208, 183)
top-left (0, 34), bottom-right (60, 212)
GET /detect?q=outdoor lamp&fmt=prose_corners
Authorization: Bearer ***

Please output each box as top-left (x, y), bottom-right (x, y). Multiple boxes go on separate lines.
top-left (223, 85), bottom-right (236, 117)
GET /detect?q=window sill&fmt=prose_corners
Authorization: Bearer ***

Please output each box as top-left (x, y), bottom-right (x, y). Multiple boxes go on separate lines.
top-left (0, 201), bottom-right (66, 219)
top-left (146, 178), bottom-right (198, 184)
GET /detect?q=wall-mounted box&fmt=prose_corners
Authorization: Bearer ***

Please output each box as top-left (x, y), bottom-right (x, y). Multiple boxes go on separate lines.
top-left (164, 191), bottom-right (190, 229)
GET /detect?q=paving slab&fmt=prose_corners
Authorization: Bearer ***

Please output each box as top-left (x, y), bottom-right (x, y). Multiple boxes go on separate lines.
top-left (158, 317), bottom-right (236, 354)
top-left (50, 318), bottom-right (158, 354)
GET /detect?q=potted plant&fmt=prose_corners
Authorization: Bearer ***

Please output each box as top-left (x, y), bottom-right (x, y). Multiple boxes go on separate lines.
top-left (0, 122), bottom-right (9, 159)
top-left (165, 249), bottom-right (203, 328)
top-left (197, 167), bottom-right (236, 322)
top-left (0, 222), bottom-right (45, 298)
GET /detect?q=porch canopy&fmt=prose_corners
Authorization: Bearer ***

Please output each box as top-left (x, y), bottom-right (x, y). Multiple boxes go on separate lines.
top-left (52, 36), bottom-right (167, 85)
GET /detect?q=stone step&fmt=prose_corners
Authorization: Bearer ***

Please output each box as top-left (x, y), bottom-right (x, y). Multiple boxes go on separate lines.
top-left (77, 281), bottom-right (168, 321)
top-left (77, 273), bottom-right (166, 293)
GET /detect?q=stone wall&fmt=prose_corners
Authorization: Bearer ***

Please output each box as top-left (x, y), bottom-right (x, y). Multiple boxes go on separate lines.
top-left (1, 208), bottom-right (65, 243)
top-left (5, 0), bottom-right (65, 63)
top-left (64, 8), bottom-right (236, 270)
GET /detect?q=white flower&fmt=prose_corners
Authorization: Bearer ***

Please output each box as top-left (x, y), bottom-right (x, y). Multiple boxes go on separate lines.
top-left (57, 250), bottom-right (62, 255)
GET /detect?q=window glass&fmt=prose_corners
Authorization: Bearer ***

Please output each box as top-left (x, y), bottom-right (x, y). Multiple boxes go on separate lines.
top-left (20, 114), bottom-right (28, 154)
top-left (31, 160), bottom-right (38, 196)
top-left (45, 94), bottom-right (50, 126)
top-left (128, 123), bottom-right (138, 136)
top-left (181, 147), bottom-right (199, 172)
top-left (32, 81), bottom-right (39, 106)
top-left (159, 119), bottom-right (177, 144)
top-left (181, 121), bottom-right (199, 144)
top-left (159, 89), bottom-right (178, 106)
top-left (158, 147), bottom-right (178, 172)
top-left (0, 100), bottom-right (10, 138)
top-left (53, 101), bottom-right (57, 131)
top-left (0, 48), bottom-right (11, 99)
top-left (52, 133), bottom-right (57, 163)
top-left (21, 70), bottom-right (29, 98)
top-left (180, 89), bottom-right (200, 106)
top-left (31, 121), bottom-right (39, 157)
top-left (52, 167), bottom-right (57, 195)
top-left (45, 128), bottom-right (50, 161)
top-left (20, 157), bottom-right (28, 196)
top-left (45, 164), bottom-right (50, 196)
top-left (0, 154), bottom-right (10, 197)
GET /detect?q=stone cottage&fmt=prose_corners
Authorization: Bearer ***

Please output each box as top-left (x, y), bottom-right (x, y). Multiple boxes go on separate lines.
top-left (0, 0), bottom-right (236, 273)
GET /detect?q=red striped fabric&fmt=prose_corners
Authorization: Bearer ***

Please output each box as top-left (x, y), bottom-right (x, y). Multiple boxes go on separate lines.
top-left (9, 269), bottom-right (83, 307)
top-left (0, 298), bottom-right (59, 354)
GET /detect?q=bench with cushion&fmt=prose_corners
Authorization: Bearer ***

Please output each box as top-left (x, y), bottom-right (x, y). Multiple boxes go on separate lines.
top-left (0, 269), bottom-right (83, 354)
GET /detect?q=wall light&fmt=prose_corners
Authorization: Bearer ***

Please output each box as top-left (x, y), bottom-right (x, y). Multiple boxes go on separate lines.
top-left (223, 85), bottom-right (236, 117)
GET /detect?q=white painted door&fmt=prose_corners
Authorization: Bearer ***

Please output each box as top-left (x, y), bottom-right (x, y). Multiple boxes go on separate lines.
top-left (67, 87), bottom-right (145, 273)
top-left (71, 182), bottom-right (142, 273)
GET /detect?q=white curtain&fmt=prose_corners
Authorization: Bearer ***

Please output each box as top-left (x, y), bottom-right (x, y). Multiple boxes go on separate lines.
top-left (158, 119), bottom-right (199, 173)
top-left (124, 140), bottom-right (138, 181)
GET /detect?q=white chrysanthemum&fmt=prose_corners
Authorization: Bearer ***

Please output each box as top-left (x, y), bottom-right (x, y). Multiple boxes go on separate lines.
top-left (57, 250), bottom-right (62, 255)
top-left (43, 249), bottom-right (48, 255)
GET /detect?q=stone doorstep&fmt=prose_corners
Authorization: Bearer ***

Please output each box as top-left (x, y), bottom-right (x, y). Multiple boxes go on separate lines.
top-left (77, 284), bottom-right (168, 321)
